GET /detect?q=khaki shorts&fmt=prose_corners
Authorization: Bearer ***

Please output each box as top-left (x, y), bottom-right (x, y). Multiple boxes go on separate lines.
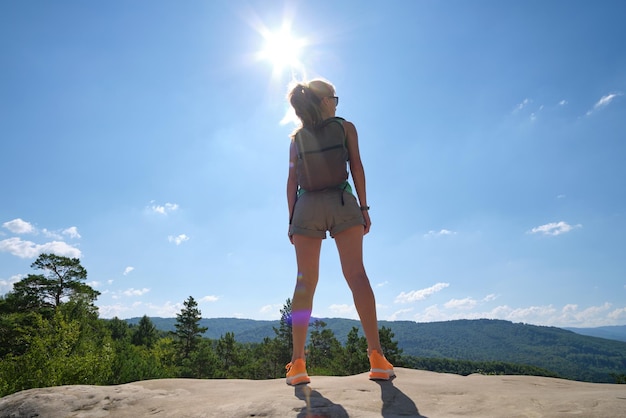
top-left (289, 188), bottom-right (365, 239)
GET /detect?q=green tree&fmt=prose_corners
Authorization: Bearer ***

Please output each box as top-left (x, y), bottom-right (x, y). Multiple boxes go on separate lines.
top-left (131, 315), bottom-right (158, 348)
top-left (108, 343), bottom-right (170, 384)
top-left (183, 339), bottom-right (218, 378)
top-left (307, 320), bottom-right (342, 373)
top-left (272, 298), bottom-right (293, 367)
top-left (0, 311), bottom-right (113, 396)
top-left (174, 296), bottom-right (208, 362)
top-left (610, 373), bottom-right (626, 384)
top-left (105, 317), bottom-right (131, 341)
top-left (342, 327), bottom-right (368, 375)
top-left (216, 332), bottom-right (243, 378)
top-left (0, 310), bottom-right (41, 358)
top-left (379, 326), bottom-right (403, 365)
top-left (252, 337), bottom-right (283, 379)
top-left (11, 254), bottom-right (99, 312)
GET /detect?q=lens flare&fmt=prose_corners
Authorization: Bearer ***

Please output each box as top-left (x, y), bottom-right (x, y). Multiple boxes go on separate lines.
top-left (291, 309), bottom-right (311, 326)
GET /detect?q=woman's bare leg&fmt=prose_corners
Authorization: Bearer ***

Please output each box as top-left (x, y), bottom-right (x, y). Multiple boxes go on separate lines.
top-left (334, 225), bottom-right (383, 355)
top-left (291, 234), bottom-right (323, 362)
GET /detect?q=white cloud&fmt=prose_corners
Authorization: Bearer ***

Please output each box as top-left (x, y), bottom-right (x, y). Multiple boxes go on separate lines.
top-left (63, 227), bottom-right (81, 239)
top-left (97, 301), bottom-right (144, 318)
top-left (559, 100), bottom-right (568, 106)
top-left (594, 93), bottom-right (620, 109)
top-left (2, 218), bottom-right (35, 234)
top-left (0, 274), bottom-right (23, 293)
top-left (528, 221), bottom-right (581, 236)
top-left (87, 281), bottom-right (101, 288)
top-left (122, 287), bottom-right (151, 297)
top-left (97, 303), bottom-right (134, 318)
top-left (329, 304), bottom-right (355, 315)
top-left (413, 304), bottom-right (446, 322)
top-left (395, 282), bottom-right (450, 304)
top-left (444, 297), bottom-right (478, 310)
top-left (41, 229), bottom-right (63, 240)
top-left (260, 304), bottom-right (275, 314)
top-left (482, 294), bottom-right (497, 302)
top-left (145, 301), bottom-right (183, 317)
top-left (551, 303), bottom-right (615, 327)
top-left (608, 307), bottom-right (626, 321)
top-left (1, 220), bottom-right (82, 260)
top-left (506, 305), bottom-right (559, 322)
top-left (123, 266), bottom-right (135, 276)
top-left (514, 98), bottom-right (532, 112)
top-left (2, 220), bottom-right (81, 241)
top-left (376, 281), bottom-right (389, 288)
top-left (150, 202), bottom-right (179, 215)
top-left (200, 295), bottom-right (219, 303)
top-left (168, 234), bottom-right (189, 245)
top-left (586, 93), bottom-right (622, 116)
top-left (0, 237), bottom-right (81, 258)
top-left (388, 308), bottom-right (414, 321)
top-left (562, 303), bottom-right (578, 313)
top-left (424, 229), bottom-right (456, 238)
top-left (410, 301), bottom-right (623, 327)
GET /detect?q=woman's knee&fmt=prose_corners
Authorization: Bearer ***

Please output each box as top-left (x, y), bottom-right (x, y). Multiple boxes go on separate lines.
top-left (344, 270), bottom-right (370, 290)
top-left (294, 271), bottom-right (318, 296)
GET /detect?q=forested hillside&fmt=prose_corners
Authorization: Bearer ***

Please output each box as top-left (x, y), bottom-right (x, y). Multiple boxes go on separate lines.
top-left (128, 316), bottom-right (626, 383)
top-left (2, 255), bottom-right (624, 399)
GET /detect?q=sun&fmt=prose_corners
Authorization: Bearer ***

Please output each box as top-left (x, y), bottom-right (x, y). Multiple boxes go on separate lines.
top-left (257, 24), bottom-right (307, 78)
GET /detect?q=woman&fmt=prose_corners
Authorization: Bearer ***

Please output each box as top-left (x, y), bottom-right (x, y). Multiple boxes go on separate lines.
top-left (285, 78), bottom-right (394, 385)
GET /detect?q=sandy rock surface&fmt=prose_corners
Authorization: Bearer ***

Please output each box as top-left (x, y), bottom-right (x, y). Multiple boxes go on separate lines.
top-left (1, 368), bottom-right (624, 417)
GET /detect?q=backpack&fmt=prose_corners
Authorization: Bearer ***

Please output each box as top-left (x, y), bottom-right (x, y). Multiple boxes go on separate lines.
top-left (294, 117), bottom-right (349, 191)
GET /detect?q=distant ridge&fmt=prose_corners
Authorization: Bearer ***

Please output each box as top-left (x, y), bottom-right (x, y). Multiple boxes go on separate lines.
top-left (564, 325), bottom-right (626, 342)
top-left (124, 317), bottom-right (626, 383)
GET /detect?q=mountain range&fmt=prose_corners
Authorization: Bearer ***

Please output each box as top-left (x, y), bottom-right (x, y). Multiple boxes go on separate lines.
top-left (125, 317), bottom-right (626, 383)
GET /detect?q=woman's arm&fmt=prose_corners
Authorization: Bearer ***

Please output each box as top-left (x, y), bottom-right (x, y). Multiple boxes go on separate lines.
top-left (344, 120), bottom-right (371, 235)
top-left (287, 140), bottom-right (299, 242)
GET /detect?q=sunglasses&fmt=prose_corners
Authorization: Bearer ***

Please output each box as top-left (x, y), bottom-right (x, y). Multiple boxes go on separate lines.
top-left (327, 96), bottom-right (339, 106)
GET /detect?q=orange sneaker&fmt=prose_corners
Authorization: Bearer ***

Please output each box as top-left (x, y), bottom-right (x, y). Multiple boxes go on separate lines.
top-left (285, 359), bottom-right (310, 386)
top-left (369, 350), bottom-right (395, 380)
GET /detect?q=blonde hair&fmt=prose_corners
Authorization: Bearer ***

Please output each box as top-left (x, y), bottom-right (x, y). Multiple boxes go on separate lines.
top-left (288, 79), bottom-right (335, 129)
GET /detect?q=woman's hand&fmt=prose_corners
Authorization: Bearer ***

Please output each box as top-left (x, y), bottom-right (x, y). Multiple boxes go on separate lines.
top-left (362, 210), bottom-right (371, 235)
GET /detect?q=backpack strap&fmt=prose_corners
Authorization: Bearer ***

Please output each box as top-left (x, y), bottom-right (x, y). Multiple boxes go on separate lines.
top-left (296, 117), bottom-right (348, 159)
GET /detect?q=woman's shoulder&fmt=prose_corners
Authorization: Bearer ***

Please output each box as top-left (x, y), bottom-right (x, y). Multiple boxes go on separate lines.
top-left (327, 116), bottom-right (355, 131)
top-left (341, 119), bottom-right (357, 134)
top-left (333, 115), bottom-right (353, 125)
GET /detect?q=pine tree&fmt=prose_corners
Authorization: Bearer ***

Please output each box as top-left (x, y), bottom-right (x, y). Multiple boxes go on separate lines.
top-left (174, 296), bottom-right (208, 361)
top-left (9, 254), bottom-right (100, 314)
top-left (343, 326), bottom-right (368, 375)
top-left (307, 320), bottom-right (342, 372)
top-left (379, 326), bottom-right (403, 365)
top-left (216, 332), bottom-right (242, 378)
top-left (131, 315), bottom-right (158, 348)
top-left (272, 298), bottom-right (293, 366)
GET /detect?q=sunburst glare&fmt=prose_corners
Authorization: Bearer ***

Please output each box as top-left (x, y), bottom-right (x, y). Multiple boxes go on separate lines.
top-left (257, 22), bottom-right (307, 80)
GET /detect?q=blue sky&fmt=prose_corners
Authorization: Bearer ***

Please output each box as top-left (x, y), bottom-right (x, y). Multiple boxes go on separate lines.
top-left (1, 0), bottom-right (625, 327)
